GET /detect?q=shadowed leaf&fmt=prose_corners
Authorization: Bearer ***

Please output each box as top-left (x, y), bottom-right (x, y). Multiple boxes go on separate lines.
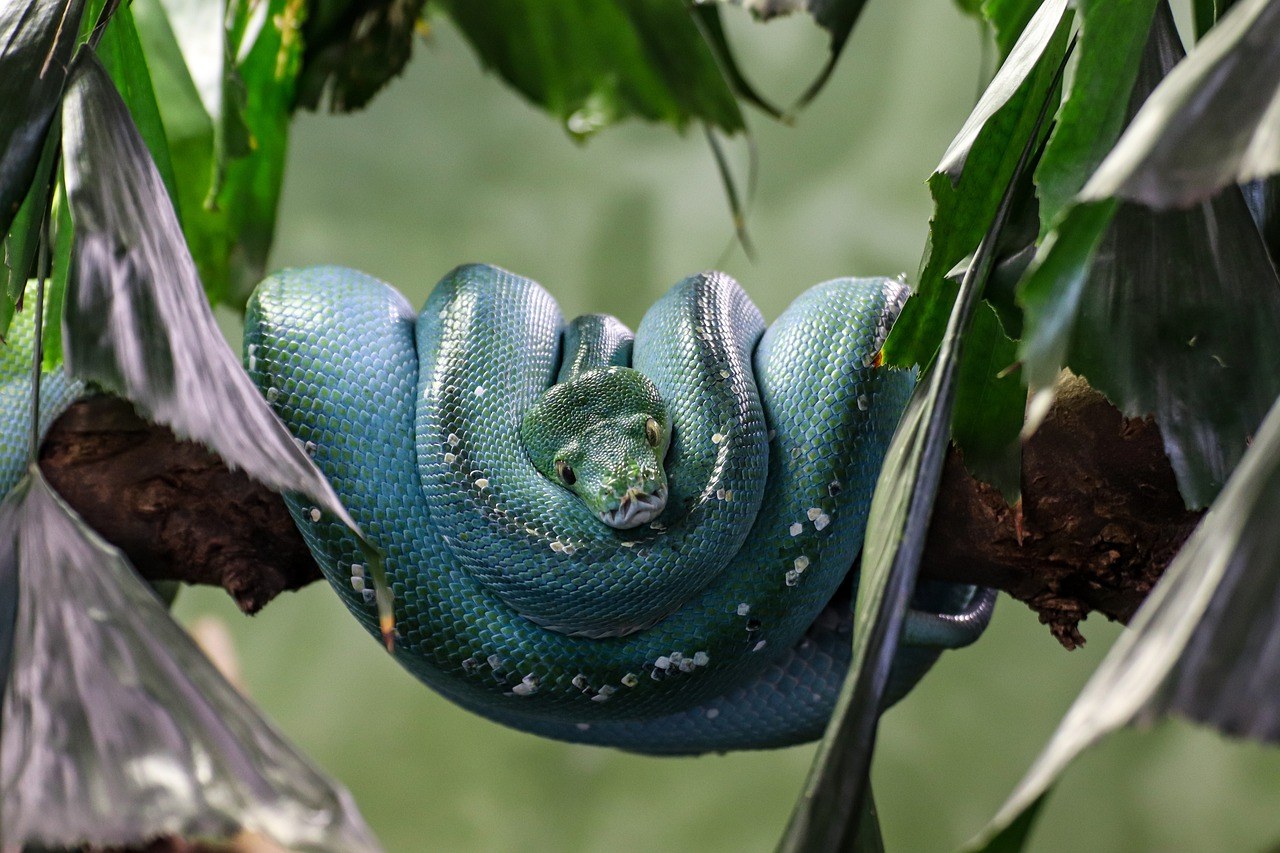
top-left (0, 0), bottom-right (87, 241)
top-left (778, 38), bottom-right (1067, 850)
top-left (1084, 0), bottom-right (1280, 209)
top-left (0, 466), bottom-right (381, 851)
top-left (58, 50), bottom-right (394, 642)
top-left (971, 391), bottom-right (1280, 847)
top-left (435, 0), bottom-right (744, 138)
top-left (883, 0), bottom-right (1070, 368)
top-left (1019, 4), bottom-right (1280, 507)
top-left (296, 0), bottom-right (426, 112)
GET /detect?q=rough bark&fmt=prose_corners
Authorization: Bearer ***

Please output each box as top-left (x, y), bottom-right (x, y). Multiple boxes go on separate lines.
top-left (38, 382), bottom-right (1202, 647)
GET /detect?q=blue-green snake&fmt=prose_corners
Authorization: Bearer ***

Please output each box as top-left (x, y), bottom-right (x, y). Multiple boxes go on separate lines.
top-left (239, 263), bottom-right (993, 754)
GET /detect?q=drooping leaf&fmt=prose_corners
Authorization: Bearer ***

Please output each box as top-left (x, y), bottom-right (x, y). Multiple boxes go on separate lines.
top-left (132, 0), bottom-right (304, 307)
top-left (0, 0), bottom-right (87, 241)
top-left (435, 0), bottom-right (745, 138)
top-left (949, 301), bottom-right (1022, 499)
top-left (2, 117), bottom-right (60, 336)
top-left (714, 0), bottom-right (872, 112)
top-left (883, 0), bottom-right (1071, 368)
top-left (972, 390), bottom-right (1280, 848)
top-left (1033, 0), bottom-right (1159, 231)
top-left (94, 1), bottom-right (179, 206)
top-left (296, 0), bottom-right (426, 112)
top-left (1019, 4), bottom-right (1280, 507)
top-left (58, 50), bottom-right (394, 643)
top-left (39, 168), bottom-right (72, 370)
top-left (1084, 0), bottom-right (1280, 209)
top-left (0, 466), bottom-right (381, 851)
top-left (778, 45), bottom-right (1067, 850)
top-left (689, 4), bottom-right (785, 120)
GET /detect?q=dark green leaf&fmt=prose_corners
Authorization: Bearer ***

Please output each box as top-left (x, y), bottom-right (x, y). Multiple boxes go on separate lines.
top-left (95, 2), bottom-right (179, 206)
top-left (1033, 0), bottom-right (1159, 231)
top-left (1083, 0), bottom-right (1280, 209)
top-left (973, 392), bottom-right (1280, 845)
top-left (716, 0), bottom-right (872, 112)
top-left (0, 466), bottom-right (381, 850)
top-left (436, 0), bottom-right (745, 138)
top-left (2, 116), bottom-right (60, 333)
top-left (296, 0), bottom-right (425, 112)
top-left (883, 0), bottom-right (1071, 368)
top-left (39, 168), bottom-right (72, 370)
top-left (58, 50), bottom-right (394, 640)
top-left (1019, 5), bottom-right (1280, 506)
top-left (133, 0), bottom-right (302, 307)
top-left (950, 301), bottom-right (1022, 499)
top-left (689, 5), bottom-right (784, 120)
top-left (779, 46), bottom-right (1064, 849)
top-left (0, 0), bottom-right (88, 240)
top-left (964, 791), bottom-right (1047, 852)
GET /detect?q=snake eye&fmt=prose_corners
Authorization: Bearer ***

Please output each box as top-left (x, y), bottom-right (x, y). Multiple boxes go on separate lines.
top-left (555, 459), bottom-right (577, 486)
top-left (645, 417), bottom-right (661, 448)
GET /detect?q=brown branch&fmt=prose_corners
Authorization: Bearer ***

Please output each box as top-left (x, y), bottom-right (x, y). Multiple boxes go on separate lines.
top-left (38, 383), bottom-right (1201, 645)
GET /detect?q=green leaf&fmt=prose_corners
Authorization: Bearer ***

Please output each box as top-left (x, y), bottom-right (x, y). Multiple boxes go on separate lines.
top-left (0, 0), bottom-right (88, 240)
top-left (94, 2), bottom-right (179, 207)
top-left (39, 168), bottom-right (71, 370)
top-left (0, 466), bottom-right (381, 851)
top-left (1083, 0), bottom-right (1280, 209)
top-left (1019, 5), bottom-right (1280, 507)
top-left (950, 301), bottom-right (1022, 500)
top-left (1033, 0), bottom-right (1159, 231)
top-left (971, 391), bottom-right (1280, 847)
top-left (883, 0), bottom-right (1071, 369)
top-left (982, 0), bottom-right (1045, 58)
top-left (716, 0), bottom-right (873, 112)
top-left (132, 0), bottom-right (302, 307)
top-left (58, 50), bottom-right (395, 642)
top-left (296, 0), bottom-right (425, 112)
top-left (2, 116), bottom-right (60, 335)
top-left (779, 44), bottom-right (1065, 848)
top-left (436, 0), bottom-right (745, 138)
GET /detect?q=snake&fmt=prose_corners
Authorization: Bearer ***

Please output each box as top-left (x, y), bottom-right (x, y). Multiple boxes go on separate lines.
top-left (240, 263), bottom-right (994, 755)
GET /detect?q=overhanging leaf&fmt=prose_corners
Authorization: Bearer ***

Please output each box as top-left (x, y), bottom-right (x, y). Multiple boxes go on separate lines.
top-left (715, 0), bottom-right (872, 112)
top-left (1084, 0), bottom-right (1280, 209)
top-left (1032, 0), bottom-right (1159, 231)
top-left (971, 390), bottom-right (1280, 848)
top-left (58, 50), bottom-right (394, 643)
top-left (2, 117), bottom-right (60, 337)
top-left (0, 465), bottom-right (381, 851)
top-left (778, 41), bottom-right (1068, 850)
top-left (883, 0), bottom-right (1071, 368)
top-left (296, 0), bottom-right (426, 112)
top-left (435, 0), bottom-right (745, 138)
top-left (0, 0), bottom-right (87, 241)
top-left (1019, 3), bottom-right (1280, 507)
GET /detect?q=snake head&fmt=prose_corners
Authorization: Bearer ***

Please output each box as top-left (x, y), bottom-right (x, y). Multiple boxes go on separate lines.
top-left (521, 367), bottom-right (672, 529)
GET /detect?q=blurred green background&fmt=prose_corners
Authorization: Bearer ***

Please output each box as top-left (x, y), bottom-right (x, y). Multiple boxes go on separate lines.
top-left (180, 2), bottom-right (1280, 850)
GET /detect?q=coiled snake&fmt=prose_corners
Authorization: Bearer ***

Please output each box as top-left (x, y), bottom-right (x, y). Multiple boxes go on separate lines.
top-left (242, 264), bottom-right (992, 754)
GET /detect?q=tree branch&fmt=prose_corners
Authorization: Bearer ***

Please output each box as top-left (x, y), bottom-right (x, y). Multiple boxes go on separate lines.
top-left (38, 381), bottom-right (1201, 646)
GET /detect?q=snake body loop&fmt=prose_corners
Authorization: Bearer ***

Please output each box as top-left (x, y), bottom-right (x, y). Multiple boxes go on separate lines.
top-left (244, 263), bottom-right (991, 753)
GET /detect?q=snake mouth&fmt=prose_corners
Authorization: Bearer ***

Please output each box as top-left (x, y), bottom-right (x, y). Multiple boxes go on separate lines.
top-left (599, 485), bottom-right (668, 529)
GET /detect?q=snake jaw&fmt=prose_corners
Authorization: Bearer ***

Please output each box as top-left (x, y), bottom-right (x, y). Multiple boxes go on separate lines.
top-left (599, 485), bottom-right (667, 529)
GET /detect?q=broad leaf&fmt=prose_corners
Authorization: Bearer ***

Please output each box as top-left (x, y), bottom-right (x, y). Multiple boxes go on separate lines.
top-left (435, 0), bottom-right (745, 138)
top-left (0, 0), bottom-right (87, 241)
top-left (58, 51), bottom-right (394, 642)
top-left (0, 466), bottom-right (381, 851)
top-left (296, 0), bottom-right (426, 112)
top-left (1085, 0), bottom-right (1280, 209)
top-left (1033, 0), bottom-right (1159, 231)
top-left (971, 391), bottom-right (1280, 847)
top-left (132, 0), bottom-right (301, 308)
top-left (883, 0), bottom-right (1071, 368)
top-left (778, 43), bottom-right (1067, 849)
top-left (2, 120), bottom-right (59, 339)
top-left (1019, 4), bottom-right (1280, 507)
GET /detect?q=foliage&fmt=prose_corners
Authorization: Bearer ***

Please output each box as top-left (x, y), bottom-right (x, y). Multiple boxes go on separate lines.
top-left (3, 0), bottom-right (1280, 849)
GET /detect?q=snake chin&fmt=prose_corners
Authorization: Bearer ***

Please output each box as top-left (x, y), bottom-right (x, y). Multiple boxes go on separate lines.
top-left (599, 485), bottom-right (667, 529)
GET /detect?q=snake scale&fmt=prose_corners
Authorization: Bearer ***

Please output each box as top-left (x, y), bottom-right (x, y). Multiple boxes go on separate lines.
top-left (242, 263), bottom-right (993, 754)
